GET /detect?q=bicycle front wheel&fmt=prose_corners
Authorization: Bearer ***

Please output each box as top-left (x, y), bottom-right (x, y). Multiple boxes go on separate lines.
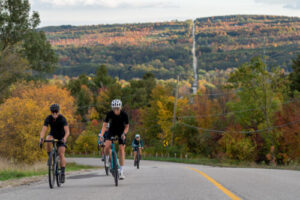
top-left (137, 150), bottom-right (140, 169)
top-left (56, 156), bottom-right (61, 187)
top-left (112, 152), bottom-right (118, 186)
top-left (48, 152), bottom-right (55, 189)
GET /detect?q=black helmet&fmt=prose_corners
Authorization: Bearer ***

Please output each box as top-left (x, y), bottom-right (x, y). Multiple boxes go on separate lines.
top-left (50, 104), bottom-right (60, 113)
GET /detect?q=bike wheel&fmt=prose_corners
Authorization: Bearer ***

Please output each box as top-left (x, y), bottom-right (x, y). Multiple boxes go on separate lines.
top-left (56, 156), bottom-right (61, 187)
top-left (48, 152), bottom-right (55, 189)
top-left (112, 152), bottom-right (118, 186)
top-left (137, 150), bottom-right (140, 169)
top-left (104, 158), bottom-right (109, 176)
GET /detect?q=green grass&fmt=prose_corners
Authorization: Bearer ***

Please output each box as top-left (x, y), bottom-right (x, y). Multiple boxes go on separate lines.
top-left (0, 162), bottom-right (99, 181)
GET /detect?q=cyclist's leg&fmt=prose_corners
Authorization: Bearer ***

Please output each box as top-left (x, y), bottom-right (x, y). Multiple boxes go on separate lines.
top-left (58, 145), bottom-right (66, 168)
top-left (133, 148), bottom-right (137, 161)
top-left (104, 140), bottom-right (112, 157)
top-left (118, 137), bottom-right (126, 167)
top-left (58, 144), bottom-right (66, 183)
top-left (46, 135), bottom-right (53, 155)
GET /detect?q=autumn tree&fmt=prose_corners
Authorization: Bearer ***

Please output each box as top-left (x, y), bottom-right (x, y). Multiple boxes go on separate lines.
top-left (289, 54), bottom-right (300, 95)
top-left (226, 57), bottom-right (289, 162)
top-left (0, 82), bottom-right (76, 163)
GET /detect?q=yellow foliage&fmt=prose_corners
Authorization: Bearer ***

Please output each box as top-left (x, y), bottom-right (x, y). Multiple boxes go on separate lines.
top-left (0, 82), bottom-right (76, 163)
top-left (74, 131), bottom-right (97, 154)
top-left (0, 98), bottom-right (46, 164)
top-left (11, 82), bottom-right (76, 125)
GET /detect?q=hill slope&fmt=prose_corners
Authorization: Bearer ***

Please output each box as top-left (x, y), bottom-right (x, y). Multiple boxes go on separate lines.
top-left (41, 15), bottom-right (300, 79)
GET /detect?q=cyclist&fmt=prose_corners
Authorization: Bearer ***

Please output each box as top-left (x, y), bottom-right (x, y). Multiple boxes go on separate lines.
top-left (100, 99), bottom-right (129, 180)
top-left (98, 123), bottom-right (110, 161)
top-left (39, 104), bottom-right (69, 183)
top-left (132, 134), bottom-right (144, 166)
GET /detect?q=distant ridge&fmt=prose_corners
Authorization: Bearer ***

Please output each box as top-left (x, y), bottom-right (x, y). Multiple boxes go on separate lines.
top-left (42, 15), bottom-right (300, 79)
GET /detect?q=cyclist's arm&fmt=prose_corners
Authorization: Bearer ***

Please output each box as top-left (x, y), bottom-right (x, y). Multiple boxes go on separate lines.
top-left (100, 123), bottom-right (108, 137)
top-left (123, 113), bottom-right (129, 135)
top-left (40, 126), bottom-right (47, 139)
top-left (98, 131), bottom-right (102, 144)
top-left (131, 140), bottom-right (136, 148)
top-left (124, 124), bottom-right (129, 135)
top-left (63, 125), bottom-right (70, 141)
top-left (140, 140), bottom-right (144, 148)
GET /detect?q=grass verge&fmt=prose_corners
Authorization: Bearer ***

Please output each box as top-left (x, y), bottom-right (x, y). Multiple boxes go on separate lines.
top-left (0, 162), bottom-right (99, 181)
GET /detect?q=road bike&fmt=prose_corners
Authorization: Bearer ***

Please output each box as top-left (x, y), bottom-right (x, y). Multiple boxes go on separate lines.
top-left (43, 139), bottom-right (65, 189)
top-left (133, 144), bottom-right (143, 169)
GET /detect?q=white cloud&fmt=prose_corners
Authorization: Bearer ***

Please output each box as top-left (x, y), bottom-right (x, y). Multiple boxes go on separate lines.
top-left (36, 0), bottom-right (176, 8)
top-left (254, 0), bottom-right (300, 9)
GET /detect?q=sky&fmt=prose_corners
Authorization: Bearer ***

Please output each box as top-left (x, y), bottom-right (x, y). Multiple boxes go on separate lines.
top-left (29, 0), bottom-right (300, 27)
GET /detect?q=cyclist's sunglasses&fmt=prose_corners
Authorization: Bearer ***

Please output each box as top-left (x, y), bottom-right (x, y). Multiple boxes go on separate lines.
top-left (51, 111), bottom-right (59, 114)
top-left (112, 108), bottom-right (120, 111)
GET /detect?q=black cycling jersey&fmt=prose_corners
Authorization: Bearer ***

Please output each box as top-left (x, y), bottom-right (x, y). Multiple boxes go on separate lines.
top-left (44, 114), bottom-right (68, 140)
top-left (104, 110), bottom-right (129, 135)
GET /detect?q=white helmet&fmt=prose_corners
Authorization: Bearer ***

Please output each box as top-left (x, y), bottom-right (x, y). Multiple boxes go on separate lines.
top-left (111, 99), bottom-right (122, 109)
top-left (135, 134), bottom-right (140, 138)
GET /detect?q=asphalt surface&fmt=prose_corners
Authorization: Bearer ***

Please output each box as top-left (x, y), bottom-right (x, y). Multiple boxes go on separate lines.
top-left (0, 158), bottom-right (300, 200)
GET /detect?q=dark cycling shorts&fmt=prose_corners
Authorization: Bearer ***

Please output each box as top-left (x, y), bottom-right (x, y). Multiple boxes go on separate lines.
top-left (103, 131), bottom-right (109, 142)
top-left (133, 147), bottom-right (139, 152)
top-left (106, 131), bottom-right (126, 145)
top-left (48, 134), bottom-right (67, 148)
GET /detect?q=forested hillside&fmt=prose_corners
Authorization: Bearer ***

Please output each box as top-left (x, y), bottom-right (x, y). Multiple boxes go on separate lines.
top-left (41, 15), bottom-right (300, 79)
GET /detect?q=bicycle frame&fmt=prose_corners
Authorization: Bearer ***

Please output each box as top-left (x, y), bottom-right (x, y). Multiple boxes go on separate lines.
top-left (110, 139), bottom-right (120, 169)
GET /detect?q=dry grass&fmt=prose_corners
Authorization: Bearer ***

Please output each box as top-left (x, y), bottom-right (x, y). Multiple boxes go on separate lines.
top-left (0, 157), bottom-right (47, 172)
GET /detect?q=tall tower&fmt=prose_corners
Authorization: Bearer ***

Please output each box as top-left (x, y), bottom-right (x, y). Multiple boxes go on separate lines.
top-left (192, 20), bottom-right (198, 94)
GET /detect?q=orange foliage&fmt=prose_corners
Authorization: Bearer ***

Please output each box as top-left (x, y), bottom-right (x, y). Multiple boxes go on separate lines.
top-left (276, 101), bottom-right (300, 163)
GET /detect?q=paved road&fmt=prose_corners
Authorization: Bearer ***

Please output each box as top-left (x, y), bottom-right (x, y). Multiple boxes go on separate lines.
top-left (1, 158), bottom-right (300, 200)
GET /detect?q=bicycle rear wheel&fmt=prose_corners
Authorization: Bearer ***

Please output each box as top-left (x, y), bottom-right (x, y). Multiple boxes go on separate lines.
top-left (56, 156), bottom-right (61, 187)
top-left (112, 152), bottom-right (118, 186)
top-left (48, 152), bottom-right (55, 189)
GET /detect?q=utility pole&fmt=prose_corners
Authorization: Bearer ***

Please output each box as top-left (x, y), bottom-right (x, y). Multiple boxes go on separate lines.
top-left (171, 75), bottom-right (179, 146)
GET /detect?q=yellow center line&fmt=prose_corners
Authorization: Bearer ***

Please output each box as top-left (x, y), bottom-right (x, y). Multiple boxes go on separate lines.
top-left (186, 167), bottom-right (242, 200)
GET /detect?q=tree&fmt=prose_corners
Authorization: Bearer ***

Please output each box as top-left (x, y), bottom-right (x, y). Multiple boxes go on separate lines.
top-left (74, 130), bottom-right (98, 154)
top-left (92, 65), bottom-right (115, 89)
top-left (289, 54), bottom-right (300, 95)
top-left (226, 57), bottom-right (288, 162)
top-left (0, 46), bottom-right (29, 102)
top-left (0, 0), bottom-right (57, 73)
top-left (0, 82), bottom-right (76, 163)
top-left (0, 97), bottom-right (45, 163)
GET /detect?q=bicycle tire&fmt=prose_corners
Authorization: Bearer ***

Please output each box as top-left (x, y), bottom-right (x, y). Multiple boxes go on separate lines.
top-left (112, 152), bottom-right (118, 186)
top-left (137, 150), bottom-right (140, 169)
top-left (56, 156), bottom-right (61, 187)
top-left (104, 158), bottom-right (109, 176)
top-left (48, 152), bottom-right (55, 189)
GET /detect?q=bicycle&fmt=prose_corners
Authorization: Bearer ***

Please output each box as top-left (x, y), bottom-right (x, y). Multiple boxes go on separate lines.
top-left (109, 136), bottom-right (121, 186)
top-left (43, 139), bottom-right (65, 189)
top-left (133, 144), bottom-right (142, 169)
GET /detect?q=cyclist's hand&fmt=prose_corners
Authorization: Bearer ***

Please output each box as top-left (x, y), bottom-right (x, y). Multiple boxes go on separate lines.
top-left (100, 136), bottom-right (104, 143)
top-left (62, 137), bottom-right (67, 143)
top-left (121, 133), bottom-right (126, 141)
top-left (39, 138), bottom-right (44, 149)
